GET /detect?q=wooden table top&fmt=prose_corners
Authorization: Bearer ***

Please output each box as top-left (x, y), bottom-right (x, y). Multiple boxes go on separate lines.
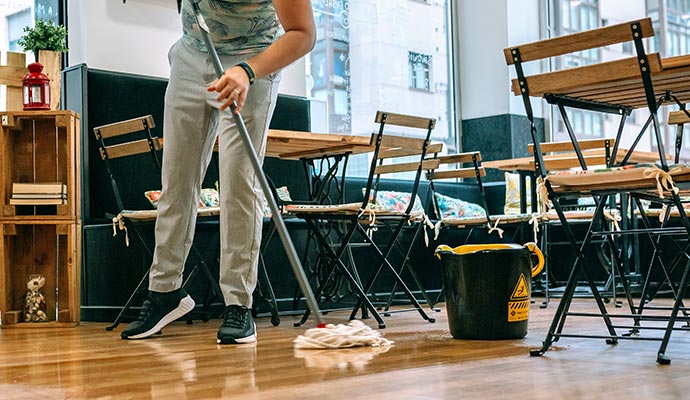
top-left (482, 148), bottom-right (672, 172)
top-left (266, 129), bottom-right (374, 160)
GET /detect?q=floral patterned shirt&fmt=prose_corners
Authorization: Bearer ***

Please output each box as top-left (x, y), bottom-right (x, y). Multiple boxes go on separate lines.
top-left (181, 0), bottom-right (282, 55)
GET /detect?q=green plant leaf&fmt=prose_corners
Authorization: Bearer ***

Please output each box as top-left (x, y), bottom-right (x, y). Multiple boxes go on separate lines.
top-left (17, 19), bottom-right (68, 55)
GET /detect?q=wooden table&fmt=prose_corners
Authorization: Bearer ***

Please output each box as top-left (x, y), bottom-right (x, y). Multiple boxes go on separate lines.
top-left (266, 129), bottom-right (374, 160)
top-left (483, 148), bottom-right (670, 171)
top-left (264, 130), bottom-right (377, 205)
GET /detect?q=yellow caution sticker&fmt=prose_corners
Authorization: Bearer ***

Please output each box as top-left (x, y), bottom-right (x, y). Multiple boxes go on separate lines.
top-left (508, 300), bottom-right (530, 322)
top-left (510, 273), bottom-right (529, 300)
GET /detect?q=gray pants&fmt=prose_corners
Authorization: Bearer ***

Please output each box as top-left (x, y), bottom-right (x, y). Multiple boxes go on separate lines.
top-left (149, 38), bottom-right (281, 307)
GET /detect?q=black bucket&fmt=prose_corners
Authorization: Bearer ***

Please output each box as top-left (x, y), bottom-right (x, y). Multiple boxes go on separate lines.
top-left (435, 243), bottom-right (544, 340)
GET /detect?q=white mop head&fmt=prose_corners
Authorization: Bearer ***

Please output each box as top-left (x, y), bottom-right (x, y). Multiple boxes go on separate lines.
top-left (293, 320), bottom-right (394, 349)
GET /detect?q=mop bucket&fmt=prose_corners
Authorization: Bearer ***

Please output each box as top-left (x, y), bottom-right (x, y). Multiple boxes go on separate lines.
top-left (435, 243), bottom-right (544, 339)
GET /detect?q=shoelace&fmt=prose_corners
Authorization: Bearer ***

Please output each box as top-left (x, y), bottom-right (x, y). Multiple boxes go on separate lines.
top-left (222, 306), bottom-right (248, 328)
top-left (136, 297), bottom-right (154, 322)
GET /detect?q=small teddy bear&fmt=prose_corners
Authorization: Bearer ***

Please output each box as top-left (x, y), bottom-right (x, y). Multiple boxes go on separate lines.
top-left (25, 275), bottom-right (48, 322)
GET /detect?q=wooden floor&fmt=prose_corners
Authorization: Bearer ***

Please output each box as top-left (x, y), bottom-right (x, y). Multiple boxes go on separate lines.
top-left (3, 298), bottom-right (690, 399)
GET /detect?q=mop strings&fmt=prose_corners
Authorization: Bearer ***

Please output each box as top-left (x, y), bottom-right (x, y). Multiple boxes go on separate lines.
top-left (293, 320), bottom-right (394, 349)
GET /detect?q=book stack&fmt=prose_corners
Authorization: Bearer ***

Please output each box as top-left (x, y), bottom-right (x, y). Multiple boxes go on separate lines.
top-left (10, 182), bottom-right (67, 205)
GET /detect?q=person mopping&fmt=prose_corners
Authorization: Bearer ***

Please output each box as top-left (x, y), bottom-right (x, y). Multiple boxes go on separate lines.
top-left (121, 0), bottom-right (316, 344)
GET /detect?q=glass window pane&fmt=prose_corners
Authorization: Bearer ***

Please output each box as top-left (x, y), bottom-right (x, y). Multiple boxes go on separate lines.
top-left (306, 0), bottom-right (454, 174)
top-left (562, 0), bottom-right (571, 29)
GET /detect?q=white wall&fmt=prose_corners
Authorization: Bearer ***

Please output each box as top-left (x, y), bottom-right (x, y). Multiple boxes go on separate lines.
top-left (506, 0), bottom-right (543, 118)
top-left (67, 0), bottom-right (305, 95)
top-left (69, 0), bottom-right (547, 116)
top-left (457, 0), bottom-right (510, 120)
top-left (457, 0), bottom-right (542, 121)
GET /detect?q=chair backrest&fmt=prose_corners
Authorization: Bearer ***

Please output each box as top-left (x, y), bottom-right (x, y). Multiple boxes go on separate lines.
top-left (92, 115), bottom-right (161, 212)
top-left (505, 17), bottom-right (661, 177)
top-left (362, 111), bottom-right (437, 215)
top-left (504, 18), bottom-right (657, 104)
top-left (527, 138), bottom-right (615, 171)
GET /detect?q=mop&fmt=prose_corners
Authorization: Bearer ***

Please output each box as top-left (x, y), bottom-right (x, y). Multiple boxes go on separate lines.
top-left (190, 0), bottom-right (391, 350)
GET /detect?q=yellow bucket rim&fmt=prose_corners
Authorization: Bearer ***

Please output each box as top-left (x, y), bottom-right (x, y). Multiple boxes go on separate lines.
top-left (434, 243), bottom-right (522, 255)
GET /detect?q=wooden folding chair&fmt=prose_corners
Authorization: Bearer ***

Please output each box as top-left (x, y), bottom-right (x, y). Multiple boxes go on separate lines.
top-left (506, 17), bottom-right (690, 364)
top-left (426, 151), bottom-right (537, 241)
top-left (529, 138), bottom-right (630, 307)
top-left (421, 151), bottom-right (538, 305)
top-left (626, 110), bottom-right (690, 325)
top-left (92, 115), bottom-right (223, 331)
top-left (289, 111), bottom-right (438, 328)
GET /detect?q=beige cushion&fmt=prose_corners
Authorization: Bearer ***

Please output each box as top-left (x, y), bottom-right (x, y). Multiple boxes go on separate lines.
top-left (504, 172), bottom-right (531, 214)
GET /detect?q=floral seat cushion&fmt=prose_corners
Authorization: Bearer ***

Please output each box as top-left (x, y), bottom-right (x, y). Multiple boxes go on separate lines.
top-left (433, 192), bottom-right (486, 219)
top-left (369, 190), bottom-right (425, 214)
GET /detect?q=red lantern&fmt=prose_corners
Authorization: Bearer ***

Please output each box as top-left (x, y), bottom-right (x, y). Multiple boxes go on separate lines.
top-left (22, 62), bottom-right (51, 110)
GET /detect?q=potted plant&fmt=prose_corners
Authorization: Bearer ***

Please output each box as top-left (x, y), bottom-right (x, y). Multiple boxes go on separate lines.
top-left (17, 19), bottom-right (68, 59)
top-left (17, 19), bottom-right (68, 110)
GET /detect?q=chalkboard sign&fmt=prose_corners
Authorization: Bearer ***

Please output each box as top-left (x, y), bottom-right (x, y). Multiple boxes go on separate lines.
top-left (35, 0), bottom-right (59, 24)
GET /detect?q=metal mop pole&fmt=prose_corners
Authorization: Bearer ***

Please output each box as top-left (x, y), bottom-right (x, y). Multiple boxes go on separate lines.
top-left (190, 0), bottom-right (324, 325)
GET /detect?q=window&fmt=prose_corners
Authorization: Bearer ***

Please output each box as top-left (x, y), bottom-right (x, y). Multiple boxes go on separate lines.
top-left (0, 1), bottom-right (63, 110)
top-left (547, 0), bottom-right (690, 158)
top-left (550, 0), bottom-right (604, 140)
top-left (622, 41), bottom-right (633, 54)
top-left (4, 0), bottom-right (61, 55)
top-left (665, 0), bottom-right (690, 57)
top-left (557, 0), bottom-right (599, 68)
top-left (306, 0), bottom-right (455, 176)
top-left (8, 8), bottom-right (31, 52)
top-left (408, 52), bottom-right (432, 91)
top-left (647, 0), bottom-right (690, 158)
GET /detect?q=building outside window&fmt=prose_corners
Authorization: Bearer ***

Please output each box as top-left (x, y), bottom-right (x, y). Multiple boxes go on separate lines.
top-left (408, 51), bottom-right (432, 91)
top-left (549, 0), bottom-right (690, 155)
top-left (550, 0), bottom-right (605, 142)
top-left (0, 0), bottom-right (62, 110)
top-left (306, 0), bottom-right (454, 176)
top-left (651, 0), bottom-right (690, 156)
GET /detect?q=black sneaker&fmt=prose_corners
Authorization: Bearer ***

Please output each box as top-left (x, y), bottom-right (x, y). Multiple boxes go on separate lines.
top-left (121, 288), bottom-right (195, 340)
top-left (217, 305), bottom-right (256, 344)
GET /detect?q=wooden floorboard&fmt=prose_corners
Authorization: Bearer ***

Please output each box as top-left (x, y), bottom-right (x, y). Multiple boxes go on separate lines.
top-left (2, 298), bottom-right (690, 399)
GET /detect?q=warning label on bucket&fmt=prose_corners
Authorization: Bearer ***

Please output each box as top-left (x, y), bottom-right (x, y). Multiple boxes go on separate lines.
top-left (510, 273), bottom-right (530, 300)
top-left (508, 273), bottom-right (530, 322)
top-left (508, 300), bottom-right (529, 322)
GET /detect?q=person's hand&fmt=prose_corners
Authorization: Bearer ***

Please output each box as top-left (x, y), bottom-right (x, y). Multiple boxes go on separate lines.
top-left (207, 66), bottom-right (250, 113)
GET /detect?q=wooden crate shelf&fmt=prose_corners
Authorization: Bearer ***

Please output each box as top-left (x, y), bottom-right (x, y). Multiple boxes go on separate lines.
top-left (0, 221), bottom-right (81, 327)
top-left (0, 110), bottom-right (81, 328)
top-left (0, 110), bottom-right (80, 219)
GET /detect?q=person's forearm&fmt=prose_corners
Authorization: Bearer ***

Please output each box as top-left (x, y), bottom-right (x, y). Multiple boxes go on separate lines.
top-left (245, 29), bottom-right (316, 79)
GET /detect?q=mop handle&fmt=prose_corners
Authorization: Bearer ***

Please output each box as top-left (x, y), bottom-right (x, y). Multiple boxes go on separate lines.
top-left (190, 0), bottom-right (324, 325)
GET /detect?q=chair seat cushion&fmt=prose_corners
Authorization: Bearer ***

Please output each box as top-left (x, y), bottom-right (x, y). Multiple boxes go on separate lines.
top-left (504, 172), bottom-right (532, 214)
top-left (437, 215), bottom-right (488, 227)
top-left (120, 206), bottom-right (221, 221)
top-left (286, 202), bottom-right (426, 219)
top-left (541, 209), bottom-right (596, 221)
top-left (546, 163), bottom-right (657, 188)
top-left (434, 192), bottom-right (486, 219)
top-left (288, 189), bottom-right (426, 217)
top-left (285, 203), bottom-right (363, 214)
top-left (367, 189), bottom-right (426, 214)
top-left (489, 213), bottom-right (536, 224)
top-left (144, 188), bottom-right (220, 209)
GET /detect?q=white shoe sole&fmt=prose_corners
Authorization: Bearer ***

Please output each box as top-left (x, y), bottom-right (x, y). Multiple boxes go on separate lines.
top-left (124, 295), bottom-right (195, 340)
